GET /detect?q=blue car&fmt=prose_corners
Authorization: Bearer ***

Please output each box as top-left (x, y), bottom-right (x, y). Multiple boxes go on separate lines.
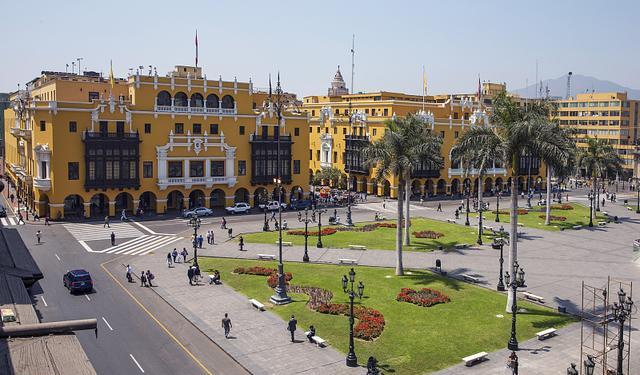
top-left (289, 200), bottom-right (312, 210)
top-left (63, 269), bottom-right (93, 294)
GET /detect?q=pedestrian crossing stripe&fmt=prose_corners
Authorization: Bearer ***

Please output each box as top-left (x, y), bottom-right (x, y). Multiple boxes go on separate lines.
top-left (63, 222), bottom-right (144, 242)
top-left (0, 217), bottom-right (24, 226)
top-left (80, 234), bottom-right (181, 256)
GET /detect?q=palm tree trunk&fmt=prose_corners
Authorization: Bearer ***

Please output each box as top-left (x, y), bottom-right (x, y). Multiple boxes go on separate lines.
top-left (404, 178), bottom-right (411, 246)
top-left (545, 166), bottom-right (552, 225)
top-left (396, 178), bottom-right (405, 276)
top-left (506, 164), bottom-right (519, 313)
top-left (478, 174), bottom-right (483, 242)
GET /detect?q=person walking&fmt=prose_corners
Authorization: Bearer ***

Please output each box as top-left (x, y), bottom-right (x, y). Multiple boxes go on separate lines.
top-left (110, 231), bottom-right (116, 246)
top-left (166, 252), bottom-right (172, 268)
top-left (172, 248), bottom-right (178, 263)
top-left (206, 231), bottom-right (211, 245)
top-left (36, 230), bottom-right (42, 244)
top-left (382, 200), bottom-right (386, 209)
top-left (120, 209), bottom-right (127, 221)
top-left (44, 215), bottom-right (50, 226)
top-left (181, 248), bottom-right (188, 263)
top-left (239, 236), bottom-right (244, 251)
top-left (210, 230), bottom-right (215, 245)
top-left (287, 315), bottom-right (297, 342)
top-left (228, 227), bottom-right (233, 238)
top-left (221, 217), bottom-right (227, 229)
top-left (140, 271), bottom-right (147, 287)
top-left (437, 203), bottom-right (442, 212)
top-left (17, 212), bottom-right (24, 225)
top-left (104, 215), bottom-right (110, 228)
top-left (221, 313), bottom-right (232, 338)
top-left (187, 267), bottom-right (194, 286)
top-left (198, 234), bottom-right (203, 248)
top-left (146, 270), bottom-right (154, 287)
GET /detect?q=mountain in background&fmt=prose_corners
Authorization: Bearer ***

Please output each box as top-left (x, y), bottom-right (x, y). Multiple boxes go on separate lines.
top-left (511, 74), bottom-right (640, 100)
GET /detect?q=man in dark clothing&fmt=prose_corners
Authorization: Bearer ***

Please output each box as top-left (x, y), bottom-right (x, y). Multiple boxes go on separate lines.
top-left (306, 325), bottom-right (316, 343)
top-left (172, 248), bottom-right (178, 263)
top-left (228, 227), bottom-right (233, 238)
top-left (110, 232), bottom-right (116, 246)
top-left (239, 236), bottom-right (244, 251)
top-left (437, 203), bottom-right (442, 212)
top-left (146, 270), bottom-right (154, 287)
top-left (187, 267), bottom-right (194, 286)
top-left (221, 313), bottom-right (232, 338)
top-left (288, 315), bottom-right (297, 342)
top-left (181, 248), bottom-right (188, 263)
top-left (140, 271), bottom-right (147, 287)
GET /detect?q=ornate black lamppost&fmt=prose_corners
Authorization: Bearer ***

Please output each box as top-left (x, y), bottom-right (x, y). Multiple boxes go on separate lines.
top-left (465, 182), bottom-right (470, 226)
top-left (266, 74), bottom-right (291, 305)
top-left (492, 226), bottom-right (507, 292)
top-left (187, 216), bottom-right (201, 266)
top-left (504, 261), bottom-right (526, 350)
top-left (298, 208), bottom-right (312, 262)
top-left (588, 191), bottom-right (594, 227)
top-left (495, 189), bottom-right (501, 222)
top-left (315, 208), bottom-right (327, 248)
top-left (341, 268), bottom-right (364, 367)
top-left (612, 288), bottom-right (634, 375)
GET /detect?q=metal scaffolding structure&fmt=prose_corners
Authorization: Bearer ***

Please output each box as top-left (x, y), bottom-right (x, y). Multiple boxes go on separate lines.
top-left (580, 277), bottom-right (633, 374)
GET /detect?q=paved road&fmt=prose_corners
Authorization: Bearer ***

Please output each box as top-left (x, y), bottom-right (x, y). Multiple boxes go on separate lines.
top-left (0, 193), bottom-right (247, 375)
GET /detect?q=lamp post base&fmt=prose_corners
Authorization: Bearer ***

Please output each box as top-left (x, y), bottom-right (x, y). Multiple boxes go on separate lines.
top-left (497, 283), bottom-right (505, 292)
top-left (317, 241), bottom-right (323, 248)
top-left (303, 251), bottom-right (309, 262)
top-left (346, 353), bottom-right (358, 367)
top-left (507, 339), bottom-right (518, 351)
top-left (269, 292), bottom-right (292, 305)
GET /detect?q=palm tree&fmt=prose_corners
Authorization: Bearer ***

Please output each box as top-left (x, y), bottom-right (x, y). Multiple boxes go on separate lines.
top-left (577, 137), bottom-right (623, 220)
top-left (363, 114), bottom-right (443, 275)
top-left (452, 132), bottom-right (502, 244)
top-left (454, 91), bottom-right (572, 311)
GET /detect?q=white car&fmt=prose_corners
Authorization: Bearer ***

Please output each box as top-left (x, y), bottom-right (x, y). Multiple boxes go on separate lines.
top-left (225, 202), bottom-right (251, 214)
top-left (182, 207), bottom-right (214, 218)
top-left (259, 201), bottom-right (287, 211)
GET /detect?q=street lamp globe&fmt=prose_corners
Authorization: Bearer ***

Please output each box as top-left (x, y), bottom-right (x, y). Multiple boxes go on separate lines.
top-left (342, 275), bottom-right (348, 292)
top-left (504, 271), bottom-right (511, 286)
top-left (357, 281), bottom-right (365, 298)
top-left (583, 355), bottom-right (595, 375)
top-left (349, 268), bottom-right (356, 283)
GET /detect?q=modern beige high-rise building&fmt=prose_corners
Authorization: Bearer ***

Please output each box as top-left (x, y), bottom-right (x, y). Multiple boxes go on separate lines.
top-left (555, 92), bottom-right (640, 178)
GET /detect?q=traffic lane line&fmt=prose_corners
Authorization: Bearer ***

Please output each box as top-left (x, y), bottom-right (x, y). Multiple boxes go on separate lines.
top-left (102, 316), bottom-right (114, 331)
top-left (55, 253), bottom-right (61, 261)
top-left (85, 294), bottom-right (91, 301)
top-left (100, 257), bottom-right (213, 375)
top-left (40, 295), bottom-right (48, 307)
top-left (129, 354), bottom-right (145, 373)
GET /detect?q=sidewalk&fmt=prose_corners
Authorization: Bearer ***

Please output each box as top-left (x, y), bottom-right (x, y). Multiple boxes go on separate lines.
top-left (129, 254), bottom-right (364, 375)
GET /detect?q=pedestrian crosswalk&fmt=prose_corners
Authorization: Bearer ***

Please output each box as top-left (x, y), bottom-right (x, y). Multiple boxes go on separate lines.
top-left (89, 234), bottom-right (182, 256)
top-left (0, 216), bottom-right (25, 226)
top-left (63, 222), bottom-right (144, 242)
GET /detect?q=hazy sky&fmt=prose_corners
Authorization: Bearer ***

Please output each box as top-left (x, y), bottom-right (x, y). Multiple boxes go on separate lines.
top-left (3, 0), bottom-right (639, 97)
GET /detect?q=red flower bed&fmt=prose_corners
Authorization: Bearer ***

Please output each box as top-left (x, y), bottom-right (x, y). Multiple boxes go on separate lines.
top-left (233, 266), bottom-right (275, 276)
top-left (412, 230), bottom-right (444, 239)
top-left (315, 303), bottom-right (385, 340)
top-left (287, 228), bottom-right (337, 236)
top-left (267, 272), bottom-right (293, 288)
top-left (551, 203), bottom-right (573, 210)
top-left (396, 287), bottom-right (450, 307)
top-left (538, 215), bottom-right (567, 221)
top-left (492, 209), bottom-right (528, 215)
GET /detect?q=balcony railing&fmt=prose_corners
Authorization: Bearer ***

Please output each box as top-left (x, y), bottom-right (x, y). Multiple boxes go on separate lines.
top-left (33, 178), bottom-right (51, 191)
top-left (165, 176), bottom-right (228, 184)
top-left (249, 134), bottom-right (292, 142)
top-left (448, 167), bottom-right (507, 176)
top-left (83, 131), bottom-right (140, 140)
top-left (155, 104), bottom-right (237, 115)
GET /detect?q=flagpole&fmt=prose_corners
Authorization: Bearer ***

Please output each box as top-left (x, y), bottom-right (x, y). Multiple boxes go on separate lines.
top-left (195, 29), bottom-right (199, 67)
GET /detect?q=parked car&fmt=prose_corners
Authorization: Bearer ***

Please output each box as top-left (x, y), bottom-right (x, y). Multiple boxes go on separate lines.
top-left (182, 207), bottom-right (214, 218)
top-left (63, 269), bottom-right (93, 294)
top-left (259, 201), bottom-right (288, 211)
top-left (289, 200), bottom-right (312, 210)
top-left (225, 202), bottom-right (251, 214)
top-left (0, 204), bottom-right (6, 218)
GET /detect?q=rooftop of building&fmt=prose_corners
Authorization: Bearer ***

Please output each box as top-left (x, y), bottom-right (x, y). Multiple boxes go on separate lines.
top-left (561, 92), bottom-right (630, 101)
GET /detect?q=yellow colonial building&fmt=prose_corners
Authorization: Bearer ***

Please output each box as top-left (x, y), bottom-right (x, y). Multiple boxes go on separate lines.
top-left (303, 68), bottom-right (544, 199)
top-left (4, 66), bottom-right (309, 219)
top-left (555, 92), bottom-right (640, 178)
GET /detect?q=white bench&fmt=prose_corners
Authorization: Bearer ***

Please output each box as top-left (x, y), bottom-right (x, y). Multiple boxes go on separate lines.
top-left (573, 225), bottom-right (583, 230)
top-left (275, 241), bottom-right (293, 246)
top-left (304, 332), bottom-right (327, 347)
top-left (348, 244), bottom-right (367, 250)
top-left (257, 254), bottom-right (276, 260)
top-left (522, 291), bottom-right (545, 303)
top-left (462, 351), bottom-right (488, 366)
top-left (461, 274), bottom-right (480, 283)
top-left (536, 328), bottom-right (557, 340)
top-left (447, 219), bottom-right (456, 223)
top-left (602, 211), bottom-right (609, 216)
top-left (483, 226), bottom-right (494, 232)
top-left (249, 298), bottom-right (265, 311)
top-left (517, 223), bottom-right (524, 227)
top-left (598, 221), bottom-right (607, 227)
top-left (338, 258), bottom-right (358, 265)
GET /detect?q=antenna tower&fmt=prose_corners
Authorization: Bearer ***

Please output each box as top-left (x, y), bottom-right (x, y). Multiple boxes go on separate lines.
top-left (566, 72), bottom-right (573, 99)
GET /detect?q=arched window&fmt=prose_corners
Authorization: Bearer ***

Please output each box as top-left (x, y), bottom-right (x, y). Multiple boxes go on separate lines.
top-left (206, 94), bottom-right (219, 108)
top-left (221, 95), bottom-right (235, 109)
top-left (190, 93), bottom-right (204, 107)
top-left (174, 92), bottom-right (188, 107)
top-left (157, 91), bottom-right (171, 106)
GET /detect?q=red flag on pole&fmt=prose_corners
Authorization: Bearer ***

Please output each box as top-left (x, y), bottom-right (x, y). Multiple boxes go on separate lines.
top-left (195, 29), bottom-right (199, 67)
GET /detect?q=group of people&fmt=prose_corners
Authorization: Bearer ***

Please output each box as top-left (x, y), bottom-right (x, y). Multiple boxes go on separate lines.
top-left (166, 248), bottom-right (189, 267)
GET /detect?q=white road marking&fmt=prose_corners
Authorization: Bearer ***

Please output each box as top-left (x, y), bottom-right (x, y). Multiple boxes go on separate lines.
top-left (129, 236), bottom-right (181, 256)
top-left (130, 220), bottom-right (173, 235)
top-left (78, 240), bottom-right (95, 253)
top-left (0, 218), bottom-right (7, 226)
top-left (54, 253), bottom-right (61, 261)
top-left (8, 217), bottom-right (16, 225)
top-left (84, 294), bottom-right (91, 301)
top-left (102, 316), bottom-right (114, 331)
top-left (40, 296), bottom-right (48, 307)
top-left (130, 354), bottom-right (145, 373)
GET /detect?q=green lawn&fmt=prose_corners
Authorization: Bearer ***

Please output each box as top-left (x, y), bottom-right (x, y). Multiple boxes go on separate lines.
top-left (200, 258), bottom-right (575, 374)
top-left (241, 218), bottom-right (493, 251)
top-left (475, 202), bottom-right (606, 231)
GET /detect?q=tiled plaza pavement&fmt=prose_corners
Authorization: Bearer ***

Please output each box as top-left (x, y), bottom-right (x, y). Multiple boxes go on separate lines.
top-left (134, 196), bottom-right (639, 374)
